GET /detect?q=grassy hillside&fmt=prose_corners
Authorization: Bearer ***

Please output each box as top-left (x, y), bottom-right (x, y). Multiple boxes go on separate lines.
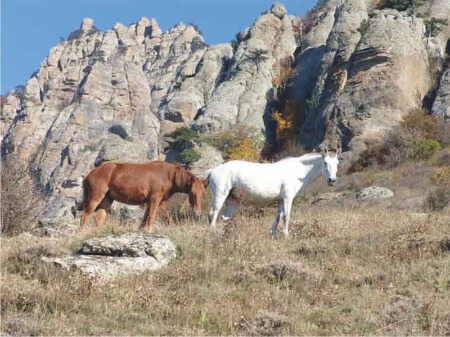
top-left (2, 160), bottom-right (449, 335)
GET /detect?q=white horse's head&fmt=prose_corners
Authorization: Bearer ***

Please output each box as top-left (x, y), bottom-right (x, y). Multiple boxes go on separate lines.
top-left (321, 148), bottom-right (341, 186)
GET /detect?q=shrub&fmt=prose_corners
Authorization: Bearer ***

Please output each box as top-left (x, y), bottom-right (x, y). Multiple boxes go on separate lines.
top-left (305, 96), bottom-right (319, 111)
top-left (1, 156), bottom-right (44, 236)
top-left (271, 141), bottom-right (306, 161)
top-left (240, 49), bottom-right (269, 72)
top-left (228, 138), bottom-right (260, 162)
top-left (108, 125), bottom-right (129, 140)
top-left (230, 33), bottom-right (240, 52)
top-left (272, 57), bottom-right (295, 99)
top-left (190, 36), bottom-right (206, 52)
top-left (424, 18), bottom-right (448, 39)
top-left (349, 109), bottom-right (449, 172)
top-left (91, 49), bottom-right (106, 63)
top-left (118, 45), bottom-right (129, 56)
top-left (167, 127), bottom-right (201, 167)
top-left (402, 109), bottom-right (450, 146)
top-left (408, 139), bottom-right (441, 161)
top-left (425, 186), bottom-right (450, 211)
top-left (204, 125), bottom-right (262, 161)
top-left (430, 166), bottom-right (450, 187)
top-left (168, 127), bottom-right (200, 146)
top-left (381, 0), bottom-right (414, 11)
top-left (357, 20), bottom-right (370, 37)
top-left (179, 148), bottom-right (201, 166)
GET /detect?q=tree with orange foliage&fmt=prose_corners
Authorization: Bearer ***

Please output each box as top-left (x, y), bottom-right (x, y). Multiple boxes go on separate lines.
top-left (272, 101), bottom-right (299, 144)
top-left (228, 138), bottom-right (260, 162)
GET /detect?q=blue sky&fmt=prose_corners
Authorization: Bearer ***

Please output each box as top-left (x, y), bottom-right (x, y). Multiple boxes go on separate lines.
top-left (1, 0), bottom-right (317, 95)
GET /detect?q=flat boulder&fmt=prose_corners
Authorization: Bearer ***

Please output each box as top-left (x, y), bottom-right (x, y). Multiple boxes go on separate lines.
top-left (356, 186), bottom-right (394, 201)
top-left (43, 233), bottom-right (176, 279)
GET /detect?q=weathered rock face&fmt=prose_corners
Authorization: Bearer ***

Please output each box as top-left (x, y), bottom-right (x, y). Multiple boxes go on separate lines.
top-left (1, 16), bottom-right (218, 221)
top-left (1, 2), bottom-right (448, 225)
top-left (291, 2), bottom-right (436, 153)
top-left (43, 233), bottom-right (176, 279)
top-left (432, 67), bottom-right (450, 119)
top-left (193, 3), bottom-right (300, 133)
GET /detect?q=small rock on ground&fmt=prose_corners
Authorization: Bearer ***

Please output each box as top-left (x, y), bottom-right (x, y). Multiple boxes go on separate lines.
top-left (356, 186), bottom-right (394, 201)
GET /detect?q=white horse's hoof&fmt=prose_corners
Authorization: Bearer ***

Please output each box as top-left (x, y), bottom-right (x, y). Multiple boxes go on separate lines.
top-left (221, 215), bottom-right (230, 221)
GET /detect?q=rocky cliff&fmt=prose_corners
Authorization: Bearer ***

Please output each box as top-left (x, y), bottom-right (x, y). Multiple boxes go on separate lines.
top-left (289, 0), bottom-right (448, 154)
top-left (1, 1), bottom-right (449, 223)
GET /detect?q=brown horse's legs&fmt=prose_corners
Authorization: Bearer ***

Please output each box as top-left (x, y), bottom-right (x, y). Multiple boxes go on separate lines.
top-left (159, 201), bottom-right (170, 221)
top-left (80, 198), bottom-right (102, 228)
top-left (94, 197), bottom-right (113, 227)
top-left (142, 195), bottom-right (163, 233)
top-left (80, 191), bottom-right (108, 229)
top-left (140, 203), bottom-right (150, 229)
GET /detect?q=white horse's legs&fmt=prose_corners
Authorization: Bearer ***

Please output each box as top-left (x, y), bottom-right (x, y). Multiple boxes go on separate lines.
top-left (282, 196), bottom-right (294, 237)
top-left (208, 193), bottom-right (228, 228)
top-left (271, 203), bottom-right (284, 237)
top-left (221, 196), bottom-right (236, 221)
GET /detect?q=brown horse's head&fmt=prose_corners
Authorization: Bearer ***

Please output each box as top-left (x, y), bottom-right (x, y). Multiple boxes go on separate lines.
top-left (188, 175), bottom-right (205, 216)
top-left (174, 166), bottom-right (205, 216)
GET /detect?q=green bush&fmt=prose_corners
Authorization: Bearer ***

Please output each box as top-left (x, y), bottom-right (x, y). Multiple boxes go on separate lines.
top-left (381, 0), bottom-right (414, 11)
top-left (204, 125), bottom-right (262, 160)
top-left (190, 36), bottom-right (206, 52)
top-left (167, 127), bottom-right (201, 167)
top-left (169, 127), bottom-right (200, 144)
top-left (357, 20), bottom-right (370, 37)
top-left (408, 139), bottom-right (441, 161)
top-left (349, 109), bottom-right (449, 173)
top-left (180, 148), bottom-right (201, 166)
top-left (108, 125), bottom-right (129, 140)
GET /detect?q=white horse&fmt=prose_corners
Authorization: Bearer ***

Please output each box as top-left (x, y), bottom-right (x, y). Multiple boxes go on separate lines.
top-left (206, 149), bottom-right (340, 237)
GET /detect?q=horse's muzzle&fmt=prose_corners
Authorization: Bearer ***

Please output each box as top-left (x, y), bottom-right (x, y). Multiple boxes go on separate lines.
top-left (328, 178), bottom-right (336, 186)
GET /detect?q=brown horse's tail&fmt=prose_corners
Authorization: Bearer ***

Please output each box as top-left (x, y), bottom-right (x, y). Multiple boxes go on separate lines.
top-left (77, 179), bottom-right (89, 211)
top-left (202, 169), bottom-right (212, 188)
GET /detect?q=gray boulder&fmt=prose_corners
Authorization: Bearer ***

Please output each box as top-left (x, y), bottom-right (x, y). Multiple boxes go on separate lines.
top-left (94, 134), bottom-right (149, 166)
top-left (356, 186), bottom-right (394, 201)
top-left (43, 233), bottom-right (176, 279)
top-left (31, 218), bottom-right (78, 237)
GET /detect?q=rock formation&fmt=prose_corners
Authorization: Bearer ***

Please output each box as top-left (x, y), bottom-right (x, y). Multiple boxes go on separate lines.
top-left (42, 233), bottom-right (176, 279)
top-left (1, 1), bottom-right (448, 225)
top-left (289, 0), bottom-right (448, 154)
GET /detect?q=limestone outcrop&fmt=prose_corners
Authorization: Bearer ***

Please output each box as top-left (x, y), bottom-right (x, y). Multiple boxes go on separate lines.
top-left (42, 233), bottom-right (176, 279)
top-left (1, 2), bottom-right (448, 226)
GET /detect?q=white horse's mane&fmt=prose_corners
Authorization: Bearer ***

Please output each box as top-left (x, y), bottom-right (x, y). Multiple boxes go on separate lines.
top-left (277, 153), bottom-right (323, 164)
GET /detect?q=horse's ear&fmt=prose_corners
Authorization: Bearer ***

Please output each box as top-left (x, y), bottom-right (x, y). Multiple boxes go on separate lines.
top-left (336, 147), bottom-right (342, 157)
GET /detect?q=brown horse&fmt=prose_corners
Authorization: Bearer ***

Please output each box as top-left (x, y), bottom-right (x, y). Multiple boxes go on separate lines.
top-left (79, 161), bottom-right (205, 232)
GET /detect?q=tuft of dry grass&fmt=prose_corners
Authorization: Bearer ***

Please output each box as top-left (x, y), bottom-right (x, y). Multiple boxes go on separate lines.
top-left (1, 199), bottom-right (449, 335)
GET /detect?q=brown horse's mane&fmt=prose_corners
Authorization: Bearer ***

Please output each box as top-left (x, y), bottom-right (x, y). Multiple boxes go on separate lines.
top-left (172, 165), bottom-right (196, 193)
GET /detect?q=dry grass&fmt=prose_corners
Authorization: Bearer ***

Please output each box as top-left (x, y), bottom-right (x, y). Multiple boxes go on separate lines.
top-left (1, 150), bottom-right (449, 335)
top-left (1, 198), bottom-right (449, 335)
